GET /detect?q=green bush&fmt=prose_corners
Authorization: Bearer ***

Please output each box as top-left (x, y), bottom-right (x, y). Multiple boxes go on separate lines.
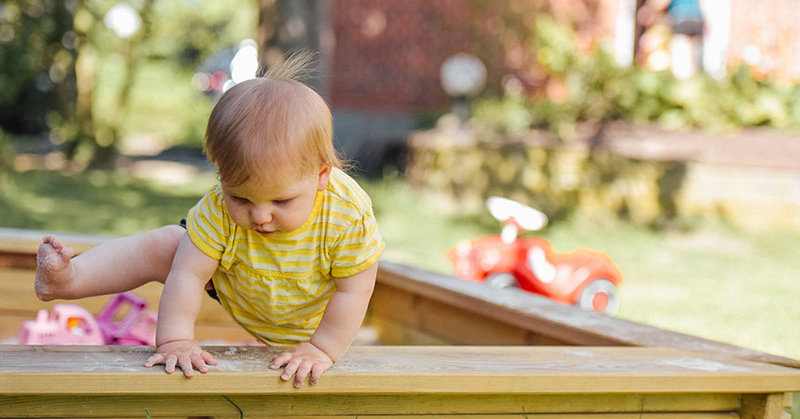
top-left (473, 15), bottom-right (800, 139)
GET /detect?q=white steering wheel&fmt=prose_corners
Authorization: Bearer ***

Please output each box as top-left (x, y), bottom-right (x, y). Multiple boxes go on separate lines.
top-left (486, 196), bottom-right (548, 231)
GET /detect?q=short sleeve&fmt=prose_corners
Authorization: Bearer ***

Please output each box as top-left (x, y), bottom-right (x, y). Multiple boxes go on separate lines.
top-left (329, 207), bottom-right (385, 278)
top-left (185, 185), bottom-right (232, 262)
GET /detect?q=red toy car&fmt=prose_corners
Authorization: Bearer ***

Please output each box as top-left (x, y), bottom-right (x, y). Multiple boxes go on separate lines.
top-left (447, 197), bottom-right (623, 315)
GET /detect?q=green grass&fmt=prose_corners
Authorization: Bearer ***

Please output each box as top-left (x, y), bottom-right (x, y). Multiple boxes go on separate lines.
top-left (0, 168), bottom-right (217, 236)
top-left (2, 167), bottom-right (799, 363)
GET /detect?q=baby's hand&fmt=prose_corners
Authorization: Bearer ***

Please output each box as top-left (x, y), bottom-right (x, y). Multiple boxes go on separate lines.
top-left (144, 339), bottom-right (217, 378)
top-left (269, 341), bottom-right (333, 387)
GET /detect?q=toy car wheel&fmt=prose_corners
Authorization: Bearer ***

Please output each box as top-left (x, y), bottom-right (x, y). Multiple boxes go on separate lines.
top-left (576, 279), bottom-right (620, 315)
top-left (485, 272), bottom-right (517, 289)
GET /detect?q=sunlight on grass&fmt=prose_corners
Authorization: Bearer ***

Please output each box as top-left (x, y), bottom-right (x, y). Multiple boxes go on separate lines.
top-left (0, 169), bottom-right (211, 236)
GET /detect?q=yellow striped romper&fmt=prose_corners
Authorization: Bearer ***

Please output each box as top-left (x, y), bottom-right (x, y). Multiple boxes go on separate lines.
top-left (185, 168), bottom-right (385, 345)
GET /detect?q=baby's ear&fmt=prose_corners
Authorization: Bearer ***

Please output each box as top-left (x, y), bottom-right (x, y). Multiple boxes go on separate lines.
top-left (317, 165), bottom-right (331, 190)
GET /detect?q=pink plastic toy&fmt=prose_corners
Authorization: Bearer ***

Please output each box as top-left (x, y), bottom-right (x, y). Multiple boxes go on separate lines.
top-left (18, 304), bottom-right (105, 345)
top-left (95, 292), bottom-right (157, 345)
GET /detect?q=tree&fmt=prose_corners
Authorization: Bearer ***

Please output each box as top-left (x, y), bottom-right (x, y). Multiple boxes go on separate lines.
top-left (0, 1), bottom-right (78, 142)
top-left (256, 0), bottom-right (327, 93)
top-left (0, 0), bottom-right (259, 169)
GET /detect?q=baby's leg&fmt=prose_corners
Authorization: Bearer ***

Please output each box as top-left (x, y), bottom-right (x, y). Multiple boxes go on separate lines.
top-left (35, 225), bottom-right (185, 301)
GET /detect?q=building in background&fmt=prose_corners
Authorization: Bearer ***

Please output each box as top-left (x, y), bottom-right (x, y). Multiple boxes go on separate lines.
top-left (255, 0), bottom-right (799, 175)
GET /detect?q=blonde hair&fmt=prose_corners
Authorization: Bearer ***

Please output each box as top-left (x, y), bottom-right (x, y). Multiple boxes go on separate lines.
top-left (204, 51), bottom-right (340, 187)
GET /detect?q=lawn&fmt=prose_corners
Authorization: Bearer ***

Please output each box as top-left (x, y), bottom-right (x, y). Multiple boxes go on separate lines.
top-left (1, 165), bottom-right (799, 363)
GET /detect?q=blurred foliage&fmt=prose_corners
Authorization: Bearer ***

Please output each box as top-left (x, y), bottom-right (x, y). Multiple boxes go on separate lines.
top-left (473, 15), bottom-right (800, 140)
top-left (0, 0), bottom-right (256, 167)
top-left (0, 1), bottom-right (76, 136)
top-left (0, 129), bottom-right (13, 187)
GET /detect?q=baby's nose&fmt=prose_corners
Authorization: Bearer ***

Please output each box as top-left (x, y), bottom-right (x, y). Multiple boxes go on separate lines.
top-left (251, 205), bottom-right (273, 225)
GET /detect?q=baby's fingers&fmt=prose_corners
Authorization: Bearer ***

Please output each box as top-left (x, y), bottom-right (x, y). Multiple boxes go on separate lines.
top-left (280, 359), bottom-right (301, 382)
top-left (309, 362), bottom-right (329, 385)
top-left (143, 353), bottom-right (165, 368)
top-left (164, 354), bottom-right (178, 374)
top-left (270, 351), bottom-right (293, 370)
top-left (201, 350), bottom-right (218, 366)
top-left (178, 356), bottom-right (195, 378)
top-left (294, 362), bottom-right (313, 388)
top-left (190, 353), bottom-right (209, 374)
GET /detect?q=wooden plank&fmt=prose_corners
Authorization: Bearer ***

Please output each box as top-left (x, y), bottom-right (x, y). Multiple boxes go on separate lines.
top-left (1, 345), bottom-right (799, 395)
top-left (740, 393), bottom-right (787, 419)
top-left (376, 261), bottom-right (800, 369)
top-left (367, 416), bottom-right (737, 419)
top-left (368, 284), bottom-right (566, 346)
top-left (366, 316), bottom-right (452, 345)
top-left (0, 394), bottom-right (743, 418)
top-left (2, 345), bottom-right (799, 418)
top-left (0, 227), bottom-right (106, 256)
top-left (226, 393), bottom-right (744, 416)
top-left (0, 252), bottom-right (35, 269)
top-left (783, 392), bottom-right (793, 408)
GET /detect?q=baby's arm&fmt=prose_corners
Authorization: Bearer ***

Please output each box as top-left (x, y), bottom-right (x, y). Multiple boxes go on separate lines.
top-left (144, 233), bottom-right (219, 377)
top-left (270, 262), bottom-right (378, 387)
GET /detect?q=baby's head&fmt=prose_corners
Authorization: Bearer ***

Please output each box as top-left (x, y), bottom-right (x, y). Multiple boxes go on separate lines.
top-left (204, 54), bottom-right (339, 187)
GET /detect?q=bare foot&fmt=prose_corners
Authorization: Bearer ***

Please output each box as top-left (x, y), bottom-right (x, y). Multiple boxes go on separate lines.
top-left (34, 235), bottom-right (76, 301)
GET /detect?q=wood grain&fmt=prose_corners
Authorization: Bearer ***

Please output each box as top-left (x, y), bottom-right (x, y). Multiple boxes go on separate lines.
top-left (374, 261), bottom-right (800, 368)
top-left (0, 345), bottom-right (798, 418)
top-left (1, 345), bottom-right (799, 394)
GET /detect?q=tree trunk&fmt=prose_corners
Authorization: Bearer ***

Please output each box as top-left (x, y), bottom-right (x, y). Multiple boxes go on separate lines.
top-left (256, 0), bottom-right (330, 94)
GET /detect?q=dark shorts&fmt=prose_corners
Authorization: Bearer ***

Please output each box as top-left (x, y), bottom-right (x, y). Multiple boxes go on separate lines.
top-left (672, 18), bottom-right (703, 37)
top-left (179, 218), bottom-right (221, 303)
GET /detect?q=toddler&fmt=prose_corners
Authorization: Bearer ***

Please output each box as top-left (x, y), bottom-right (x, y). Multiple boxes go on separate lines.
top-left (34, 53), bottom-right (384, 387)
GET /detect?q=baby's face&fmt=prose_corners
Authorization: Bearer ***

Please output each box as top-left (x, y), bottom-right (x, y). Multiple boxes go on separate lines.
top-left (221, 167), bottom-right (330, 236)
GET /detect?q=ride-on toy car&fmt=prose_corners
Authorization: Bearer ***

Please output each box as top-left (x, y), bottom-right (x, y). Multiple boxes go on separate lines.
top-left (447, 197), bottom-right (623, 315)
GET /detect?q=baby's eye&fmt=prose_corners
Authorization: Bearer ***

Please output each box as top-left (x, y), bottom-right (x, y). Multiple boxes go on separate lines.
top-left (274, 198), bottom-right (293, 205)
top-left (231, 195), bottom-right (250, 203)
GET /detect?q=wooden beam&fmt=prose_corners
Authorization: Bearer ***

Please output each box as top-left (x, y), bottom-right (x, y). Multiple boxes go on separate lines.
top-left (374, 261), bottom-right (800, 369)
top-left (0, 227), bottom-right (106, 255)
top-left (740, 393), bottom-right (788, 419)
top-left (0, 345), bottom-right (798, 418)
top-left (3, 345), bottom-right (799, 394)
top-left (0, 228), bottom-right (108, 269)
top-left (0, 394), bottom-right (747, 418)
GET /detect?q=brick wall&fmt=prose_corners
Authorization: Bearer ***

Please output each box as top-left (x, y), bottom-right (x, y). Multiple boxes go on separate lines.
top-left (329, 0), bottom-right (619, 112)
top-left (330, 0), bottom-right (479, 111)
top-left (325, 0), bottom-right (798, 114)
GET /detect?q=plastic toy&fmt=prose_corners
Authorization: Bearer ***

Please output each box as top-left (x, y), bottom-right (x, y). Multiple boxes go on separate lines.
top-left (18, 292), bottom-right (157, 346)
top-left (18, 304), bottom-right (105, 345)
top-left (447, 196), bottom-right (623, 315)
top-left (95, 292), bottom-right (157, 345)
